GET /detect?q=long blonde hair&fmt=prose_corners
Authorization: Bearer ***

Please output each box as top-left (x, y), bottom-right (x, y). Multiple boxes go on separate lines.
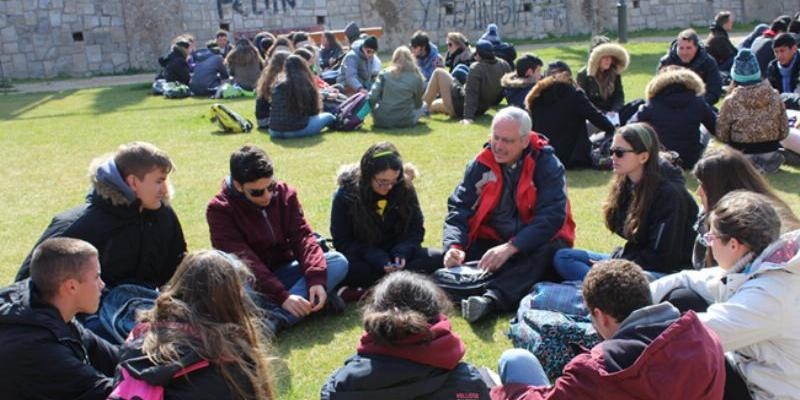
top-left (138, 250), bottom-right (275, 400)
top-left (388, 46), bottom-right (423, 79)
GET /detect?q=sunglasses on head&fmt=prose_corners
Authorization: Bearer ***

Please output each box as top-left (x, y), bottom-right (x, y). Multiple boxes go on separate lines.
top-left (247, 181), bottom-right (277, 197)
top-left (609, 147), bottom-right (636, 158)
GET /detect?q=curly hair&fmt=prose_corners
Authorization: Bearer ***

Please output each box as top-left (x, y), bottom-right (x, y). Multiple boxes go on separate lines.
top-left (361, 271), bottom-right (451, 345)
top-left (346, 142), bottom-right (419, 246)
top-left (582, 259), bottom-right (652, 322)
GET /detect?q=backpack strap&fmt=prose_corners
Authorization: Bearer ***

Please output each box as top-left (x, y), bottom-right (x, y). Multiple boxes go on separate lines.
top-left (173, 360), bottom-right (211, 379)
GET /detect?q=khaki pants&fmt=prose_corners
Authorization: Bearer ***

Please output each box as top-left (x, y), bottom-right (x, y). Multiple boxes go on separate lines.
top-left (423, 68), bottom-right (455, 117)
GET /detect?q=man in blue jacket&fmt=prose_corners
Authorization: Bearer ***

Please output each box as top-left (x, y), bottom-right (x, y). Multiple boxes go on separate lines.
top-left (0, 238), bottom-right (119, 400)
top-left (441, 107), bottom-right (576, 323)
top-left (411, 30), bottom-right (444, 83)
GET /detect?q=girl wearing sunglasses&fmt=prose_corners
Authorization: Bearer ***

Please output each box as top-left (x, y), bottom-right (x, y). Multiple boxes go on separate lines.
top-left (553, 123), bottom-right (698, 281)
top-left (330, 142), bottom-right (442, 300)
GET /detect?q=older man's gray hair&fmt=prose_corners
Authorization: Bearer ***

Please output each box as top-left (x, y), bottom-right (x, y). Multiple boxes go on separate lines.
top-left (492, 106), bottom-right (532, 138)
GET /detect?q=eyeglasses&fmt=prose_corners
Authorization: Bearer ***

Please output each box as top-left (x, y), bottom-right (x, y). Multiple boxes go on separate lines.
top-left (373, 176), bottom-right (402, 188)
top-left (699, 232), bottom-right (727, 246)
top-left (609, 147), bottom-right (636, 158)
top-left (247, 181), bottom-right (277, 197)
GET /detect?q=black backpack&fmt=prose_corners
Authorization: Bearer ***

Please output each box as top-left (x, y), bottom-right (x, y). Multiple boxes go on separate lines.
top-left (432, 261), bottom-right (494, 302)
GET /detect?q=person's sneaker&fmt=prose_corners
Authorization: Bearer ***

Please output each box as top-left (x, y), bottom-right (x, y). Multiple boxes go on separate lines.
top-left (337, 286), bottom-right (367, 303)
top-left (325, 290), bottom-right (346, 315)
top-left (783, 149), bottom-right (800, 167)
top-left (461, 295), bottom-right (495, 323)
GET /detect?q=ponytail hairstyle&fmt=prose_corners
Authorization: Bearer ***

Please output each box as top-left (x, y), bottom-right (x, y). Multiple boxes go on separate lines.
top-left (603, 123), bottom-right (662, 239)
top-left (350, 142), bottom-right (418, 245)
top-left (361, 271), bottom-right (451, 344)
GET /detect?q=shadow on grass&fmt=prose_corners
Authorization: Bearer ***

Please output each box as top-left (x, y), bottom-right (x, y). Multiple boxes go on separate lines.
top-left (91, 84), bottom-right (150, 114)
top-left (370, 123), bottom-right (434, 136)
top-left (0, 90), bottom-right (77, 120)
top-left (5, 100), bottom-right (212, 121)
top-left (464, 312), bottom-right (512, 342)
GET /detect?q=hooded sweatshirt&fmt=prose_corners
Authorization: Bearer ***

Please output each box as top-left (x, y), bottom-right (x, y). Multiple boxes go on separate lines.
top-left (321, 315), bottom-right (490, 400)
top-left (491, 303), bottom-right (725, 400)
top-left (16, 158), bottom-right (187, 289)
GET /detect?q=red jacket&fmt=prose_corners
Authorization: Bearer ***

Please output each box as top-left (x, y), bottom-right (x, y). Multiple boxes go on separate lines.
top-left (491, 310), bottom-right (725, 400)
top-left (206, 180), bottom-right (326, 304)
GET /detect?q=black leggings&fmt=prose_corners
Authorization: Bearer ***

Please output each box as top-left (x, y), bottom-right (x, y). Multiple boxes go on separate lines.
top-left (341, 246), bottom-right (443, 288)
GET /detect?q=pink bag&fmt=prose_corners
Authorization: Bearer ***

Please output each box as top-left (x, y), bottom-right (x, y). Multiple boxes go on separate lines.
top-left (108, 359), bottom-right (209, 400)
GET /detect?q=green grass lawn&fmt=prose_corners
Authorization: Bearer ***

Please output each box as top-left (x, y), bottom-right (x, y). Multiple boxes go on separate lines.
top-left (1, 41), bottom-right (798, 399)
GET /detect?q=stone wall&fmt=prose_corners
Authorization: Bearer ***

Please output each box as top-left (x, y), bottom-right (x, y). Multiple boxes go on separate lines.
top-left (1, 0), bottom-right (799, 79)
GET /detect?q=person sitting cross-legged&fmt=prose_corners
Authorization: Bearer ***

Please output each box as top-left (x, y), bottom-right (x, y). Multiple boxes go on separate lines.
top-left (206, 145), bottom-right (349, 333)
top-left (491, 259), bottom-right (725, 400)
top-left (441, 107), bottom-right (576, 323)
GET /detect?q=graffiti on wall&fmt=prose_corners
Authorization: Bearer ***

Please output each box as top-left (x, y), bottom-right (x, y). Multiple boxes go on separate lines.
top-left (217, 0), bottom-right (297, 19)
top-left (428, 0), bottom-right (564, 31)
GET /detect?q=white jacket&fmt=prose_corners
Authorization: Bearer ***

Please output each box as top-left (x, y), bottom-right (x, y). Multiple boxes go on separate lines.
top-left (651, 229), bottom-right (800, 400)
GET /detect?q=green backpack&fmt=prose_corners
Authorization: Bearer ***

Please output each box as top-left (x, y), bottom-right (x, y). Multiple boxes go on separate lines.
top-left (208, 103), bottom-right (253, 133)
top-left (162, 82), bottom-right (191, 99)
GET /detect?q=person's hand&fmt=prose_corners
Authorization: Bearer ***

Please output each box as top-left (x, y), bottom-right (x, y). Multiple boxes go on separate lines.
top-left (308, 285), bottom-right (327, 313)
top-left (281, 294), bottom-right (312, 318)
top-left (359, 88), bottom-right (368, 95)
top-left (444, 248), bottom-right (466, 268)
top-left (384, 257), bottom-right (406, 273)
top-left (460, 119), bottom-right (473, 125)
top-left (478, 242), bottom-right (518, 272)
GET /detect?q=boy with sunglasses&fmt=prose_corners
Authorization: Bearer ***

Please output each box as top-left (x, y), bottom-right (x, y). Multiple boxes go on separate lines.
top-left (206, 145), bottom-right (349, 333)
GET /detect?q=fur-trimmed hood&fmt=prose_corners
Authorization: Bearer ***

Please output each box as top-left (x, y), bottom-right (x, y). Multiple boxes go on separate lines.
top-left (645, 68), bottom-right (705, 100)
top-left (587, 43), bottom-right (629, 76)
top-left (525, 72), bottom-right (575, 106)
top-left (501, 72), bottom-right (536, 88)
top-left (89, 156), bottom-right (172, 207)
top-left (336, 162), bottom-right (419, 188)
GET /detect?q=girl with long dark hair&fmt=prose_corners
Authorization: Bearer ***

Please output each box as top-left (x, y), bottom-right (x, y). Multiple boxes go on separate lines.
top-left (115, 250), bottom-right (275, 399)
top-left (254, 50), bottom-right (290, 129)
top-left (553, 123), bottom-right (698, 280)
top-left (268, 55), bottom-right (335, 138)
top-left (331, 142), bottom-right (442, 297)
top-left (319, 31), bottom-right (344, 71)
top-left (690, 147), bottom-right (800, 268)
top-left (225, 38), bottom-right (263, 90)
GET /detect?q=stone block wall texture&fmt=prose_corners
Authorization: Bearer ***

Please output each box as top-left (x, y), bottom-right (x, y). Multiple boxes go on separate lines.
top-left (1, 0), bottom-right (798, 79)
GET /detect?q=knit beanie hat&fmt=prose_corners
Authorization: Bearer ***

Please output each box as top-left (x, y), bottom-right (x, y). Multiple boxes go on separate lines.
top-left (480, 23), bottom-right (501, 44)
top-left (344, 21), bottom-right (361, 44)
top-left (475, 39), bottom-right (494, 59)
top-left (731, 49), bottom-right (761, 85)
top-left (451, 64), bottom-right (470, 84)
top-left (363, 35), bottom-right (378, 51)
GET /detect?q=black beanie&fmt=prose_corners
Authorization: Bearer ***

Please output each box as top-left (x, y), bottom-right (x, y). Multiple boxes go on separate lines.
top-left (363, 35), bottom-right (378, 51)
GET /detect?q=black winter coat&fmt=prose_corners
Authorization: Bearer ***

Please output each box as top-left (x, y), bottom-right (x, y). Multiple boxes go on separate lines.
top-left (658, 39), bottom-right (723, 105)
top-left (609, 160), bottom-right (699, 274)
top-left (158, 49), bottom-right (190, 85)
top-left (320, 354), bottom-right (490, 400)
top-left (525, 75), bottom-right (615, 168)
top-left (268, 80), bottom-right (316, 131)
top-left (766, 55), bottom-right (800, 93)
top-left (637, 67), bottom-right (716, 169)
top-left (576, 68), bottom-right (624, 113)
top-left (331, 166), bottom-right (425, 269)
top-left (705, 25), bottom-right (737, 70)
top-left (16, 161), bottom-right (186, 289)
top-left (0, 280), bottom-right (119, 400)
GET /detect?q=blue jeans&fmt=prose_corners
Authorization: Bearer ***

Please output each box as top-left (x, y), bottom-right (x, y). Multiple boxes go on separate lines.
top-left (498, 349), bottom-right (550, 386)
top-left (256, 251), bottom-right (348, 328)
top-left (554, 248), bottom-right (668, 282)
top-left (553, 248), bottom-right (610, 281)
top-left (269, 112), bottom-right (335, 139)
